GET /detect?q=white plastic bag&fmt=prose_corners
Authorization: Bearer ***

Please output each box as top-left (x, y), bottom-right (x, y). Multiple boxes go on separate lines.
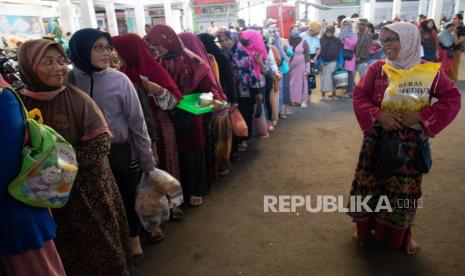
top-left (135, 168), bottom-right (180, 232)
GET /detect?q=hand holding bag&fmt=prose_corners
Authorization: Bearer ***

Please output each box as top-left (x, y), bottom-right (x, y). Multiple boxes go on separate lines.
top-left (229, 107), bottom-right (248, 137)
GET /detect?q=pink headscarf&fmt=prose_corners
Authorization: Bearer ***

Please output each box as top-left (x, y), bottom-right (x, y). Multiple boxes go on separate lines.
top-left (384, 22), bottom-right (421, 69)
top-left (240, 30), bottom-right (268, 79)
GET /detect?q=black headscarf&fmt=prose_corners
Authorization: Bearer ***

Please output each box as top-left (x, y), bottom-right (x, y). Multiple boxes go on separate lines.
top-left (197, 33), bottom-right (237, 103)
top-left (69, 28), bottom-right (112, 74)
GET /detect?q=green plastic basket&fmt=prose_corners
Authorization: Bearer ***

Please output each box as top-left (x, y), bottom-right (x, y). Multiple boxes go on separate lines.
top-left (176, 93), bottom-right (227, 115)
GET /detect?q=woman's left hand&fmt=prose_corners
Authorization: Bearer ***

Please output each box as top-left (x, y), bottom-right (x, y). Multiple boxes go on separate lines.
top-left (274, 71), bottom-right (283, 80)
top-left (212, 99), bottom-right (225, 111)
top-left (143, 79), bottom-right (164, 96)
top-left (398, 111), bottom-right (421, 127)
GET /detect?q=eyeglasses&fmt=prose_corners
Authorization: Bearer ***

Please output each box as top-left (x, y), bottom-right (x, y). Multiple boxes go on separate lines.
top-left (40, 57), bottom-right (68, 67)
top-left (92, 44), bottom-right (113, 53)
top-left (380, 35), bottom-right (400, 45)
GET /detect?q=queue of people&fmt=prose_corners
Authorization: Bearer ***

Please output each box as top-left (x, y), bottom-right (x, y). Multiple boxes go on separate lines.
top-left (0, 13), bottom-right (462, 276)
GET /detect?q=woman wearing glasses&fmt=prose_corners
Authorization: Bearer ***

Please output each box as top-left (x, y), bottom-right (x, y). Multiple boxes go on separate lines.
top-left (348, 22), bottom-right (461, 255)
top-left (68, 29), bottom-right (157, 265)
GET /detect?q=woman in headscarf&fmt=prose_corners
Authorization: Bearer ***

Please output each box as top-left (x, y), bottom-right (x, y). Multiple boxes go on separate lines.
top-left (147, 24), bottom-right (224, 206)
top-left (111, 33), bottom-right (185, 222)
top-left (288, 25), bottom-right (311, 107)
top-left (274, 29), bottom-right (294, 118)
top-left (217, 30), bottom-right (261, 158)
top-left (339, 18), bottom-right (358, 97)
top-left (349, 22), bottom-right (461, 255)
top-left (240, 29), bottom-right (268, 81)
top-left (262, 29), bottom-right (282, 130)
top-left (198, 33), bottom-right (238, 175)
top-left (239, 29), bottom-right (269, 138)
top-left (17, 39), bottom-right (132, 275)
top-left (179, 32), bottom-right (229, 179)
top-left (419, 19), bottom-right (439, 62)
top-left (68, 28), bottom-right (156, 263)
top-left (320, 25), bottom-right (343, 98)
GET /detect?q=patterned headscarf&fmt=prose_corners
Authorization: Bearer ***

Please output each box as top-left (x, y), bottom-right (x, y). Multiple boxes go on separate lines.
top-left (384, 22), bottom-right (421, 70)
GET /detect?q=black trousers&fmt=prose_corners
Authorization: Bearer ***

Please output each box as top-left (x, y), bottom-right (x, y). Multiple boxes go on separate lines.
top-left (179, 148), bottom-right (209, 199)
top-left (111, 166), bottom-right (142, 237)
top-left (264, 74), bottom-right (274, 121)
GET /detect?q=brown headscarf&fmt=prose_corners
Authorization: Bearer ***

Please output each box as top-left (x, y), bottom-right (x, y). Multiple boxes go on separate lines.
top-left (18, 39), bottom-right (109, 145)
top-left (18, 39), bottom-right (67, 92)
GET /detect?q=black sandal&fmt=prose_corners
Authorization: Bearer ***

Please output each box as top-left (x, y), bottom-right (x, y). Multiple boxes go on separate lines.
top-left (170, 207), bottom-right (184, 222)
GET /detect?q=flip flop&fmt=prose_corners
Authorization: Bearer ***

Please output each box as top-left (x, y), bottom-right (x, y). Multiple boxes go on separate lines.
top-left (170, 207), bottom-right (184, 222)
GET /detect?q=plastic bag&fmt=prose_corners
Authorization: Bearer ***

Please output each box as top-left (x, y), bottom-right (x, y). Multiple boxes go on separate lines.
top-left (135, 168), bottom-right (181, 232)
top-left (229, 108), bottom-right (248, 137)
top-left (381, 63), bottom-right (441, 112)
top-left (8, 90), bottom-right (77, 208)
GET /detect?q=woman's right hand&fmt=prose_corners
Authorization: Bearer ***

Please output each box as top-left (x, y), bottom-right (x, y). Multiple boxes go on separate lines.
top-left (377, 111), bottom-right (403, 131)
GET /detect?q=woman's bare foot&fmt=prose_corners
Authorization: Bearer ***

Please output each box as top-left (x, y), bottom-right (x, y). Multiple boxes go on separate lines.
top-left (190, 196), bottom-right (203, 206)
top-left (352, 232), bottom-right (365, 246)
top-left (406, 238), bottom-right (420, 255)
top-left (130, 236), bottom-right (143, 255)
top-left (148, 227), bottom-right (165, 243)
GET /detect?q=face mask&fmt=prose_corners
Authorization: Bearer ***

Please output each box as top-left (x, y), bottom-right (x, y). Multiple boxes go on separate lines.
top-left (291, 30), bottom-right (299, 37)
top-left (240, 39), bottom-right (250, 47)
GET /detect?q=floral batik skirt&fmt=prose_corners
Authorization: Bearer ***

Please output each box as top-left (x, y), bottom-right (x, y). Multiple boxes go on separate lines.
top-left (347, 126), bottom-right (425, 248)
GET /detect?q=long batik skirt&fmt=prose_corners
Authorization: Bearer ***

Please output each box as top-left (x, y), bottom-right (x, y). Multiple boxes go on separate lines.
top-left (347, 126), bottom-right (424, 249)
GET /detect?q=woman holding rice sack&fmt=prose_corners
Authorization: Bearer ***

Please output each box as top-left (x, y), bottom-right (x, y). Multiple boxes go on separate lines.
top-left (348, 22), bottom-right (461, 255)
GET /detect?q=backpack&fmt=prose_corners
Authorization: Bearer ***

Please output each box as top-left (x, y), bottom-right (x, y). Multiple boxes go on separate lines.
top-left (7, 88), bottom-right (78, 208)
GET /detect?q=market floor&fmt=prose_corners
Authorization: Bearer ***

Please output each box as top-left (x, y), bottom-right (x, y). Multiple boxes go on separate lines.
top-left (133, 62), bottom-right (465, 276)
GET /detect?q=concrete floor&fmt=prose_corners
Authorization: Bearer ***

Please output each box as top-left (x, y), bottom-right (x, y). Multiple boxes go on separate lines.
top-left (134, 60), bottom-right (465, 276)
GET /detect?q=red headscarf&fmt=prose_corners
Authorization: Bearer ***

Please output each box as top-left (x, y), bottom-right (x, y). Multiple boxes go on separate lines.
top-left (146, 24), bottom-right (213, 94)
top-left (111, 33), bottom-right (182, 100)
top-left (178, 32), bottom-right (226, 100)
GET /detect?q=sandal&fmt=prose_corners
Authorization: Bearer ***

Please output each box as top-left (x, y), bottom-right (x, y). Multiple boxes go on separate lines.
top-left (170, 207), bottom-right (184, 222)
top-left (190, 196), bottom-right (203, 206)
top-left (148, 228), bottom-right (165, 243)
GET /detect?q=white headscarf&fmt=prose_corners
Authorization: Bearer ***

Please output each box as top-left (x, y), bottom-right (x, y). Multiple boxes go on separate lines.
top-left (384, 22), bottom-right (421, 69)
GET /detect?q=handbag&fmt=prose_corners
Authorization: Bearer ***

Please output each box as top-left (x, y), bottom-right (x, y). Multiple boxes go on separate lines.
top-left (415, 134), bottom-right (432, 174)
top-left (343, 49), bottom-right (354, 61)
top-left (229, 108), bottom-right (248, 137)
top-left (108, 142), bottom-right (131, 173)
top-left (7, 88), bottom-right (78, 208)
top-left (374, 129), bottom-right (403, 180)
top-left (332, 66), bottom-right (349, 88)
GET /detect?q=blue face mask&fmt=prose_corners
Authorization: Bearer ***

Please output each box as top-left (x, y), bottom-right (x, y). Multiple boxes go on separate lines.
top-left (291, 29), bottom-right (300, 37)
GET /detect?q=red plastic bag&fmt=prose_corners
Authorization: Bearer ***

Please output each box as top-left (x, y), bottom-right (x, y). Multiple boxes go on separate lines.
top-left (229, 108), bottom-right (248, 137)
